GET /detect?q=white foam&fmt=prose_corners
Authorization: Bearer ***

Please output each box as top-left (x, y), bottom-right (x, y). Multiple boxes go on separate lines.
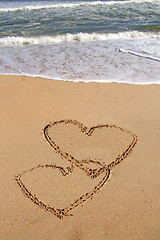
top-left (0, 31), bottom-right (159, 46)
top-left (0, 0), bottom-right (158, 12)
top-left (119, 49), bottom-right (160, 62)
top-left (0, 37), bottom-right (159, 84)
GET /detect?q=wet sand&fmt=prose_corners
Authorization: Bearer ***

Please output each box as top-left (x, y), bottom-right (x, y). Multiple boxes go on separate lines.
top-left (0, 74), bottom-right (160, 240)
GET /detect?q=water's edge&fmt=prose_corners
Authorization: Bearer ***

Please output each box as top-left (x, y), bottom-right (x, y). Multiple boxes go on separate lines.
top-left (0, 73), bottom-right (159, 85)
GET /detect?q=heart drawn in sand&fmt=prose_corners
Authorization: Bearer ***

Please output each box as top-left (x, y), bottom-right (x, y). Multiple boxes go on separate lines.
top-left (15, 119), bottom-right (138, 219)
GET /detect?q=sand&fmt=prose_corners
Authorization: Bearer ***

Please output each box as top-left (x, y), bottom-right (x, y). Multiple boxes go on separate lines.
top-left (0, 74), bottom-right (160, 240)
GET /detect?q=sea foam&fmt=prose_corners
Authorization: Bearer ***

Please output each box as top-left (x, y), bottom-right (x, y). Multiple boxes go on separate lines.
top-left (0, 31), bottom-right (159, 46)
top-left (0, 38), bottom-right (159, 84)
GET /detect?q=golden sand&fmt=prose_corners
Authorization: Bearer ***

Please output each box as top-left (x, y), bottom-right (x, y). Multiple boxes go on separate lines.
top-left (0, 75), bottom-right (160, 240)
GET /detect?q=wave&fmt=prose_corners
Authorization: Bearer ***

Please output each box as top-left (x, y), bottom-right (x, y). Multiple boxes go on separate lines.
top-left (0, 31), bottom-right (159, 46)
top-left (0, 0), bottom-right (158, 12)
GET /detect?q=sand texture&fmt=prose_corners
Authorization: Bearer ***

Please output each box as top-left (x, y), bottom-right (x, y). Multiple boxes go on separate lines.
top-left (0, 75), bottom-right (160, 240)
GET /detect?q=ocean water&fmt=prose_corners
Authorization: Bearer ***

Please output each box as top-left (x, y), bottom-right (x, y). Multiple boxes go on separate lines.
top-left (0, 0), bottom-right (160, 83)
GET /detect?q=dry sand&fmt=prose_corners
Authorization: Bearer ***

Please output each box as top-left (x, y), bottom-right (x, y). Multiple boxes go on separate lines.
top-left (0, 74), bottom-right (160, 240)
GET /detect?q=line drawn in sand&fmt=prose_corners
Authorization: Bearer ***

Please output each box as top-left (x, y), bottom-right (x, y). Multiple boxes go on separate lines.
top-left (15, 119), bottom-right (138, 219)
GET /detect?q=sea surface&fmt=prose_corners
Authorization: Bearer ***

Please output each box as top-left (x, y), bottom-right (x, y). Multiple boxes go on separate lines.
top-left (0, 0), bottom-right (160, 83)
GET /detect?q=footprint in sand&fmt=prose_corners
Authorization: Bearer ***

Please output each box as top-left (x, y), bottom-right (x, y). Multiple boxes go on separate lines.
top-left (15, 119), bottom-right (137, 219)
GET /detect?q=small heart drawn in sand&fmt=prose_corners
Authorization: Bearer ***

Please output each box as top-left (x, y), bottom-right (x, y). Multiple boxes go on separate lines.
top-left (15, 119), bottom-right (137, 219)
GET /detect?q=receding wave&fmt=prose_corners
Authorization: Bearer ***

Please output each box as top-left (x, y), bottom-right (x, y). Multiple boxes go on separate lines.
top-left (0, 0), bottom-right (158, 12)
top-left (0, 31), bottom-right (159, 46)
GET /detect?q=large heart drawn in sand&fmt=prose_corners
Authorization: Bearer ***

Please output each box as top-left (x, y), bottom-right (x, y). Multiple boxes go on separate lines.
top-left (15, 119), bottom-right (137, 219)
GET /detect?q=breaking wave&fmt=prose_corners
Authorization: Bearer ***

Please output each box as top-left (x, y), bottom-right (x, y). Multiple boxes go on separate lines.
top-left (0, 0), bottom-right (158, 12)
top-left (0, 31), bottom-right (159, 46)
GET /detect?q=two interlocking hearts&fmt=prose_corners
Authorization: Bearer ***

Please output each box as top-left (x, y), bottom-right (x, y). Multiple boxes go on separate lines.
top-left (16, 119), bottom-right (137, 219)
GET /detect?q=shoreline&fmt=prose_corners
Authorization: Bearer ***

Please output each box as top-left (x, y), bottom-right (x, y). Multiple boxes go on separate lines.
top-left (0, 73), bottom-right (160, 85)
top-left (0, 74), bottom-right (160, 240)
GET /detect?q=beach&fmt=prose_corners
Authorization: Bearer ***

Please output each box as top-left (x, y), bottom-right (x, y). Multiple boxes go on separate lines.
top-left (0, 74), bottom-right (160, 240)
top-left (0, 0), bottom-right (160, 239)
